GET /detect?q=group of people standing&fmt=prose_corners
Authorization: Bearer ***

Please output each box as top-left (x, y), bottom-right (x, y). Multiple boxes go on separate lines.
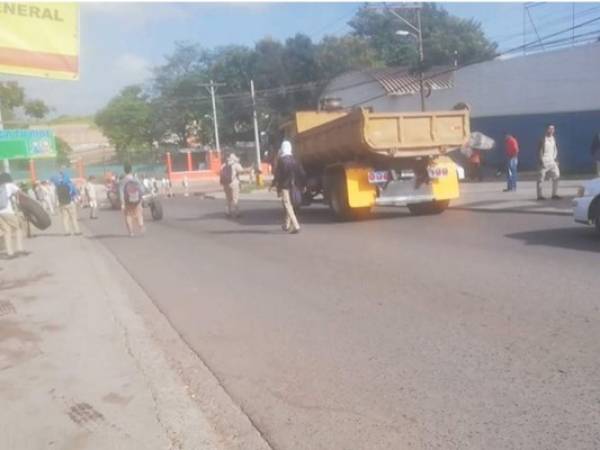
top-left (501, 124), bottom-right (593, 200)
top-left (220, 140), bottom-right (302, 234)
top-left (503, 125), bottom-right (561, 199)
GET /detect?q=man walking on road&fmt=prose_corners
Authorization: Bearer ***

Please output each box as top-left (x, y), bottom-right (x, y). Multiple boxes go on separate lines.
top-left (503, 133), bottom-right (519, 192)
top-left (536, 124), bottom-right (561, 200)
top-left (120, 163), bottom-right (145, 237)
top-left (54, 172), bottom-right (81, 236)
top-left (590, 131), bottom-right (600, 176)
top-left (271, 140), bottom-right (302, 234)
top-left (0, 172), bottom-right (26, 258)
top-left (220, 153), bottom-right (248, 218)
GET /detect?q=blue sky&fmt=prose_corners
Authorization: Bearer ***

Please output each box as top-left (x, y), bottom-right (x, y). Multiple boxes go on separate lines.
top-left (3, 2), bottom-right (599, 116)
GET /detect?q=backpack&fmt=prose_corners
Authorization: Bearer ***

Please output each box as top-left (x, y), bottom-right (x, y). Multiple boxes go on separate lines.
top-left (0, 185), bottom-right (8, 210)
top-left (124, 180), bottom-right (142, 205)
top-left (220, 164), bottom-right (233, 186)
top-left (56, 184), bottom-right (72, 205)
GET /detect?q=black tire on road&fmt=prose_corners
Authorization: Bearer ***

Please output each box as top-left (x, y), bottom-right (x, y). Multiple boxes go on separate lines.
top-left (150, 198), bottom-right (163, 220)
top-left (18, 192), bottom-right (51, 230)
top-left (326, 171), bottom-right (371, 221)
top-left (407, 199), bottom-right (450, 216)
top-left (592, 198), bottom-right (600, 234)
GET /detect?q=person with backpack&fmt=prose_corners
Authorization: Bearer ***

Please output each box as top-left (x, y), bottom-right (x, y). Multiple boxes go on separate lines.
top-left (220, 153), bottom-right (250, 218)
top-left (54, 172), bottom-right (81, 236)
top-left (119, 163), bottom-right (145, 237)
top-left (271, 140), bottom-right (303, 234)
top-left (0, 172), bottom-right (26, 258)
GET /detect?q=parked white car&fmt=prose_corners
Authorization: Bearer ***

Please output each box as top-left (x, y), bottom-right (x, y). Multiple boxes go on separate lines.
top-left (573, 177), bottom-right (600, 232)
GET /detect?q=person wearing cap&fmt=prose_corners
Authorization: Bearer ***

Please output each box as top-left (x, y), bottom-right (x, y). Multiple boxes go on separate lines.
top-left (220, 153), bottom-right (250, 218)
top-left (0, 172), bottom-right (26, 258)
top-left (271, 140), bottom-right (302, 234)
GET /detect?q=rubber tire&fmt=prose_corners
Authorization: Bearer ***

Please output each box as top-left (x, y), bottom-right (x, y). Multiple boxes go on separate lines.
top-left (150, 198), bottom-right (163, 221)
top-left (592, 199), bottom-right (600, 233)
top-left (407, 199), bottom-right (450, 216)
top-left (326, 172), bottom-right (371, 221)
top-left (18, 192), bottom-right (51, 230)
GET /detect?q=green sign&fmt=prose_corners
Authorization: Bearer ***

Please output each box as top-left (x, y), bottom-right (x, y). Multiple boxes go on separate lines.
top-left (0, 129), bottom-right (57, 159)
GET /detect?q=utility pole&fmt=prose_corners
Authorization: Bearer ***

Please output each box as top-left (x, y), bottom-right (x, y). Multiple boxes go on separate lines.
top-left (200, 80), bottom-right (225, 157)
top-left (250, 80), bottom-right (262, 186)
top-left (386, 4), bottom-right (426, 111)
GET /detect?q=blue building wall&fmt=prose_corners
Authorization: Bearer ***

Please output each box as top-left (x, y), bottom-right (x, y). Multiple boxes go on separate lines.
top-left (323, 43), bottom-right (600, 174)
top-left (472, 109), bottom-right (600, 173)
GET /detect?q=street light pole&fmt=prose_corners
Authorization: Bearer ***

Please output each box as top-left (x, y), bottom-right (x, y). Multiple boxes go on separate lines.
top-left (250, 80), bottom-right (262, 186)
top-left (200, 80), bottom-right (226, 157)
top-left (416, 8), bottom-right (425, 112)
top-left (387, 5), bottom-right (426, 111)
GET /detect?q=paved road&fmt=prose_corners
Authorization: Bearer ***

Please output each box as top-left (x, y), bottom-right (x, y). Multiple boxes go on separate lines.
top-left (86, 193), bottom-right (600, 450)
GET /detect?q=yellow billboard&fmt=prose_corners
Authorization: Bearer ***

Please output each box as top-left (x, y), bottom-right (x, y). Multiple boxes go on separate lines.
top-left (0, 3), bottom-right (79, 80)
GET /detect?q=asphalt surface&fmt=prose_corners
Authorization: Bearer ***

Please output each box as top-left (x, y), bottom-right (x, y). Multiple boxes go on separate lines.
top-left (86, 194), bottom-right (600, 450)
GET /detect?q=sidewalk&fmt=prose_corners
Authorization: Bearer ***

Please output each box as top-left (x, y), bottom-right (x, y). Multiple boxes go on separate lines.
top-left (0, 221), bottom-right (270, 450)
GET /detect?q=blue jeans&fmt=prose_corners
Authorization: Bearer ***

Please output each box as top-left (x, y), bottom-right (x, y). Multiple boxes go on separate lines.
top-left (507, 157), bottom-right (518, 190)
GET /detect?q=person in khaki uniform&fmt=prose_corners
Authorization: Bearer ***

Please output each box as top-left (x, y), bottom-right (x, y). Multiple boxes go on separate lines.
top-left (271, 140), bottom-right (302, 234)
top-left (220, 154), bottom-right (250, 218)
top-left (54, 172), bottom-right (81, 236)
top-left (0, 172), bottom-right (25, 258)
top-left (536, 124), bottom-right (561, 200)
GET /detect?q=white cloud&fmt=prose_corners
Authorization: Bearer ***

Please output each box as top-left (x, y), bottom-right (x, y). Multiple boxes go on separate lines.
top-left (83, 3), bottom-right (188, 29)
top-left (113, 53), bottom-right (152, 85)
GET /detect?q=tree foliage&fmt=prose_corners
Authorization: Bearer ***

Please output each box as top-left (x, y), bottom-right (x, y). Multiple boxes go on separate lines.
top-left (95, 85), bottom-right (155, 163)
top-left (0, 81), bottom-right (50, 125)
top-left (96, 4), bottom-right (497, 160)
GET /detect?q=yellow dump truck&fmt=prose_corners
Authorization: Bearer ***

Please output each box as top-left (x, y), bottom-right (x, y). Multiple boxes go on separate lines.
top-left (283, 107), bottom-right (470, 220)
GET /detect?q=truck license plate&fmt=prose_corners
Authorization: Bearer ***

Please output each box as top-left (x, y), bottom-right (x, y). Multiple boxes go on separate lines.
top-left (427, 167), bottom-right (449, 179)
top-left (368, 171), bottom-right (389, 184)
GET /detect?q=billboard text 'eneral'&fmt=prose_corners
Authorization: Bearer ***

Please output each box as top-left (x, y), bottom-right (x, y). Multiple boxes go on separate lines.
top-left (0, 3), bottom-right (79, 80)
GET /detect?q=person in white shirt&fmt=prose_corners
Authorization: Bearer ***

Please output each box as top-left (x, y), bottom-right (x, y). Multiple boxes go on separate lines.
top-left (84, 175), bottom-right (99, 219)
top-left (536, 124), bottom-right (561, 200)
top-left (0, 172), bottom-right (25, 258)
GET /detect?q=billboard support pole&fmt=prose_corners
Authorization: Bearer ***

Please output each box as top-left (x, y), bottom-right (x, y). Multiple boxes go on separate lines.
top-left (29, 159), bottom-right (36, 182)
top-left (0, 109), bottom-right (9, 174)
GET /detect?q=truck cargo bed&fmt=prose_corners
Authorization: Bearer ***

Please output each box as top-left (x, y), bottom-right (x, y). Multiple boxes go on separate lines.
top-left (294, 108), bottom-right (470, 167)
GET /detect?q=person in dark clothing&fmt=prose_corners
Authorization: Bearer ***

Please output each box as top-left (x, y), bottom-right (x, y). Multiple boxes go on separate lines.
top-left (271, 140), bottom-right (303, 233)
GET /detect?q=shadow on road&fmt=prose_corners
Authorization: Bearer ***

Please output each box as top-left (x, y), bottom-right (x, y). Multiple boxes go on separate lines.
top-left (453, 197), bottom-right (573, 217)
top-left (87, 234), bottom-right (132, 240)
top-left (179, 204), bottom-right (414, 227)
top-left (506, 227), bottom-right (600, 253)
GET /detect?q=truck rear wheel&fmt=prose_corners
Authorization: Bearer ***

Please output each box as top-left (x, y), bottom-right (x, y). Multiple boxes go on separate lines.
top-left (327, 172), bottom-right (371, 221)
top-left (407, 199), bottom-right (450, 215)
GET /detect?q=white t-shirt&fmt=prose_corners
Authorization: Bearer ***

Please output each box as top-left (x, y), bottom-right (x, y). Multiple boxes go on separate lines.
top-left (0, 182), bottom-right (19, 215)
top-left (542, 136), bottom-right (558, 166)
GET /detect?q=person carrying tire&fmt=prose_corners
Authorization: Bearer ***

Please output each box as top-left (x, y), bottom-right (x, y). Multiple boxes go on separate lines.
top-left (271, 140), bottom-right (303, 234)
top-left (0, 172), bottom-right (26, 259)
top-left (54, 172), bottom-right (81, 236)
top-left (119, 163), bottom-right (145, 237)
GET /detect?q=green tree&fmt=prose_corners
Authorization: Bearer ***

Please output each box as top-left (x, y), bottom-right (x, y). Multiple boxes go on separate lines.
top-left (349, 4), bottom-right (497, 68)
top-left (95, 85), bottom-right (155, 163)
top-left (0, 81), bottom-right (50, 126)
top-left (55, 136), bottom-right (73, 166)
